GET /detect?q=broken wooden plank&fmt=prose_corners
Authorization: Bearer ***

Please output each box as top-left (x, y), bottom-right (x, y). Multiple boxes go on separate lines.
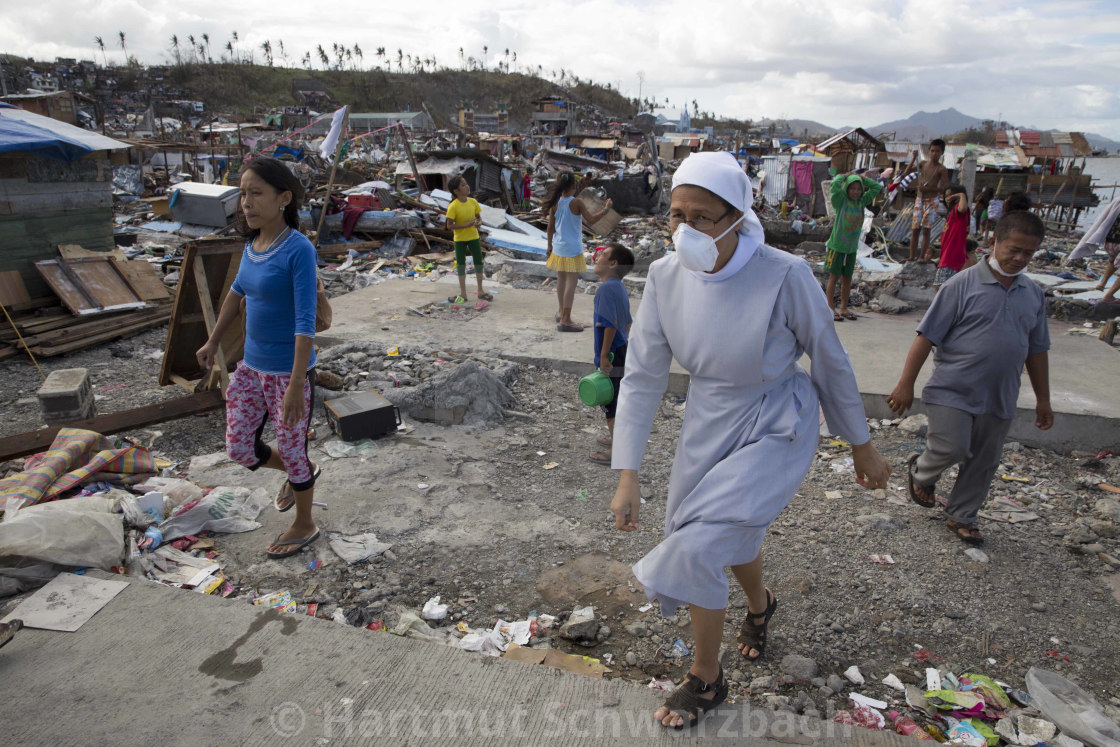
top-left (0, 271), bottom-right (30, 307)
top-left (29, 310), bottom-right (170, 356)
top-left (0, 389), bottom-right (225, 462)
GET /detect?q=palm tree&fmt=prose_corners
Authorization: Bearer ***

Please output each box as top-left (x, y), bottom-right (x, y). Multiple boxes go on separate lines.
top-left (170, 35), bottom-right (181, 66)
top-left (202, 33), bottom-right (211, 62)
top-left (278, 40), bottom-right (288, 67)
top-left (94, 36), bottom-right (106, 67)
top-left (261, 40), bottom-right (273, 67)
top-left (225, 40), bottom-right (233, 62)
top-left (117, 31), bottom-right (127, 65)
top-left (302, 51), bottom-right (311, 70)
top-left (345, 48), bottom-right (353, 70)
top-left (458, 47), bottom-right (464, 70)
top-left (503, 48), bottom-right (509, 73)
top-left (317, 45), bottom-right (329, 70)
top-left (187, 34), bottom-right (196, 63)
top-left (353, 44), bottom-right (363, 70)
top-left (482, 45), bottom-right (488, 69)
top-left (512, 51), bottom-right (517, 73)
top-left (376, 47), bottom-right (385, 70)
top-left (230, 31), bottom-right (239, 63)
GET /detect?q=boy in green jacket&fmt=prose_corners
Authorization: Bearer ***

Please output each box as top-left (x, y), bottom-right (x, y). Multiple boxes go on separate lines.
top-left (825, 172), bottom-right (882, 321)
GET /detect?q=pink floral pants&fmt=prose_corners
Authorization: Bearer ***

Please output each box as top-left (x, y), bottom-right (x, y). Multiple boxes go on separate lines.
top-left (225, 362), bottom-right (315, 489)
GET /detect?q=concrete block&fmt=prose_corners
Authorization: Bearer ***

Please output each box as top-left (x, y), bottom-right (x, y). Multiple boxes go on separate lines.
top-left (38, 368), bottom-right (96, 424)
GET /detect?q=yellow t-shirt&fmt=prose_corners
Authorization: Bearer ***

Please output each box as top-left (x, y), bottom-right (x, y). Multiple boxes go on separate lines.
top-left (446, 197), bottom-right (481, 242)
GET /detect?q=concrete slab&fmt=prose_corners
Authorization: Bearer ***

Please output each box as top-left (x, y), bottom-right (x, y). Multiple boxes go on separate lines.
top-left (324, 276), bottom-right (1120, 453)
top-left (0, 570), bottom-right (908, 745)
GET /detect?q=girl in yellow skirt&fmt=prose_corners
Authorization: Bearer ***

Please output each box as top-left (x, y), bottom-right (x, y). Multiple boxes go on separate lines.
top-left (544, 171), bottom-right (613, 331)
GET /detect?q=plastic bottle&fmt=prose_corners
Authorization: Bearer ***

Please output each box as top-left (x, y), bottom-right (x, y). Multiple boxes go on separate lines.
top-left (888, 711), bottom-right (934, 740)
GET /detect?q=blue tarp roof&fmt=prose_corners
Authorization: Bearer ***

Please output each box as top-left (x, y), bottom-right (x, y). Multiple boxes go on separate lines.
top-left (0, 102), bottom-right (129, 161)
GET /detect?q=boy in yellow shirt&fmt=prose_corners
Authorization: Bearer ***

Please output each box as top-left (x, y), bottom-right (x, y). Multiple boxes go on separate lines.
top-left (444, 175), bottom-right (493, 303)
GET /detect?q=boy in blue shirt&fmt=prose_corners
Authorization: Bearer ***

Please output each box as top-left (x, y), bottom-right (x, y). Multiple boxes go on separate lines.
top-left (589, 243), bottom-right (635, 464)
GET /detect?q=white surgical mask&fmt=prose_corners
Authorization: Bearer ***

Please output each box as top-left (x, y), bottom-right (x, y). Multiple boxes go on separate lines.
top-left (671, 216), bottom-right (744, 273)
top-left (988, 255), bottom-right (1026, 277)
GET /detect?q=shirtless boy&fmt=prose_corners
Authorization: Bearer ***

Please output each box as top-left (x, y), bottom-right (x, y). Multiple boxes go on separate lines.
top-left (908, 139), bottom-right (950, 262)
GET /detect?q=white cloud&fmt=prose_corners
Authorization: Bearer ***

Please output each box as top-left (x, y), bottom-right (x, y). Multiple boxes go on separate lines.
top-left (2, 0), bottom-right (1119, 138)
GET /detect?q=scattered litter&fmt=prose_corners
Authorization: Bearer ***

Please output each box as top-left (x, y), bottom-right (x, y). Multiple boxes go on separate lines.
top-left (421, 595), bottom-right (448, 621)
top-left (882, 673), bottom-right (906, 691)
top-left (328, 531), bottom-right (392, 564)
top-left (1, 572), bottom-right (127, 632)
top-left (648, 678), bottom-right (676, 692)
top-left (849, 692), bottom-right (888, 710)
top-left (1026, 666), bottom-right (1120, 747)
top-left (638, 603), bottom-right (654, 612)
top-left (306, 559), bottom-right (320, 570)
top-left (322, 439), bottom-right (378, 459)
top-left (574, 489), bottom-right (589, 502)
top-left (844, 665), bottom-right (865, 685)
top-left (869, 553), bottom-right (895, 564)
top-left (979, 496), bottom-right (1040, 523)
top-left (543, 462), bottom-right (559, 470)
top-left (964, 548), bottom-right (990, 563)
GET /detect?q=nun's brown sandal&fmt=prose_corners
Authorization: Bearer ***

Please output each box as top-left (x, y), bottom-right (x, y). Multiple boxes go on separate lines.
top-left (736, 588), bottom-right (777, 660)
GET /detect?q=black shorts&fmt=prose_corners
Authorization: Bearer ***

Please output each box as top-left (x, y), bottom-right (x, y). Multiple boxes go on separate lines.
top-left (601, 344), bottom-right (627, 419)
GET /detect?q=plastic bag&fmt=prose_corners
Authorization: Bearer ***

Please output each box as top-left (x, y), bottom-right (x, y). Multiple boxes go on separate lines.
top-left (157, 486), bottom-right (268, 541)
top-left (135, 477), bottom-right (204, 512)
top-left (1026, 667), bottom-right (1120, 747)
top-left (0, 496), bottom-right (124, 570)
top-left (0, 560), bottom-right (66, 598)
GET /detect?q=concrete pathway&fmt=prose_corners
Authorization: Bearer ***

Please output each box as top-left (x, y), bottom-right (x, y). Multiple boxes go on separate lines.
top-left (0, 571), bottom-right (908, 745)
top-left (325, 274), bottom-right (1120, 453)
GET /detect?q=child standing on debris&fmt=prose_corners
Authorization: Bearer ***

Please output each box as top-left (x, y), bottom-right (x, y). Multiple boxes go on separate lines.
top-left (824, 172), bottom-right (882, 321)
top-left (887, 210), bottom-right (1053, 546)
top-left (196, 157), bottom-right (323, 560)
top-left (908, 139), bottom-right (950, 262)
top-left (610, 151), bottom-right (890, 730)
top-left (445, 175), bottom-right (493, 305)
top-left (544, 171), bottom-right (613, 332)
top-left (520, 173), bottom-right (532, 210)
top-left (934, 185), bottom-right (970, 289)
top-left (973, 187), bottom-right (994, 236)
top-left (588, 243), bottom-right (635, 465)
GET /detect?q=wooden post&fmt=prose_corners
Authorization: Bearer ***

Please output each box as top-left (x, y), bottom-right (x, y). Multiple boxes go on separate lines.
top-left (313, 109), bottom-right (350, 248)
top-left (397, 122), bottom-right (427, 192)
top-left (1067, 179), bottom-right (1078, 233)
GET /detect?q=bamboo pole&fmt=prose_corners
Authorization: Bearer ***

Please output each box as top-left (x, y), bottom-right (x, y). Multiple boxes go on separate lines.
top-left (313, 109), bottom-right (350, 248)
top-left (397, 122), bottom-right (428, 192)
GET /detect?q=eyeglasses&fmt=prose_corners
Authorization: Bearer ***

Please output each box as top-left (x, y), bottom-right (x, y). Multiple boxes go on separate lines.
top-left (668, 206), bottom-right (735, 231)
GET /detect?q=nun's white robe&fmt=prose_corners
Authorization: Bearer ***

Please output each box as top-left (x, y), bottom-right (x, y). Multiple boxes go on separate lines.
top-left (612, 241), bottom-right (871, 614)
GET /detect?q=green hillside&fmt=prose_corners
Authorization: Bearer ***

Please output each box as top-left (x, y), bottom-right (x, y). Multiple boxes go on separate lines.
top-left (168, 64), bottom-right (637, 128)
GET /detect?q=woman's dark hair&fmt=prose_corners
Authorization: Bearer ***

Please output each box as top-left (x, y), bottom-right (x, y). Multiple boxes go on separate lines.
top-left (542, 171), bottom-right (578, 213)
top-left (241, 157), bottom-right (303, 237)
top-left (448, 174), bottom-right (467, 192)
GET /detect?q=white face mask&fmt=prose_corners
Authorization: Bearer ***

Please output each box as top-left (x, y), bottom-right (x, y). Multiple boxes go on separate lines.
top-left (988, 255), bottom-right (1026, 277)
top-left (671, 216), bottom-right (744, 273)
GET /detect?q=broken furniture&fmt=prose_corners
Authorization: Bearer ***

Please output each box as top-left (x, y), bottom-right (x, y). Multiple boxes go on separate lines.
top-left (168, 182), bottom-right (240, 228)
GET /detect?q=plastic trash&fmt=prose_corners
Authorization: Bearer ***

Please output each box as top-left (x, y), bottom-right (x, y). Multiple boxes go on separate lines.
top-left (888, 711), bottom-right (934, 740)
top-left (136, 477), bottom-right (204, 511)
top-left (844, 665), bottom-right (865, 685)
top-left (0, 496), bottom-right (123, 570)
top-left (422, 595), bottom-right (448, 621)
top-left (964, 548), bottom-right (990, 563)
top-left (323, 439), bottom-right (377, 458)
top-left (139, 526), bottom-right (162, 551)
top-left (1026, 666), bottom-right (1120, 747)
top-left (157, 486), bottom-right (269, 541)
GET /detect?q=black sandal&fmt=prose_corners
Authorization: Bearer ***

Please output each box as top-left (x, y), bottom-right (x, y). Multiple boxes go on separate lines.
top-left (907, 454), bottom-right (937, 508)
top-left (947, 519), bottom-right (984, 545)
top-left (737, 588), bottom-right (777, 660)
top-left (659, 667), bottom-right (728, 730)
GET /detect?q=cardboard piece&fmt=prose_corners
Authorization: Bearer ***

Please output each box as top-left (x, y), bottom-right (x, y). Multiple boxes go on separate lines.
top-left (1, 572), bottom-right (128, 632)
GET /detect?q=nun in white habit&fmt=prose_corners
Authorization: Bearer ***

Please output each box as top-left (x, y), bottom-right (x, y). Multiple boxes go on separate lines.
top-left (610, 151), bottom-right (891, 729)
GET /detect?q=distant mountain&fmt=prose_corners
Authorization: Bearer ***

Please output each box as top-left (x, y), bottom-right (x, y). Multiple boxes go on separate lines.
top-left (1083, 132), bottom-right (1120, 153)
top-left (756, 117), bottom-right (838, 138)
top-left (868, 108), bottom-right (984, 141)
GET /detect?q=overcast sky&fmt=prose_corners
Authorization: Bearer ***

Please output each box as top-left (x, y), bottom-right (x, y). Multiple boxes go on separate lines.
top-left (4, 0), bottom-right (1119, 138)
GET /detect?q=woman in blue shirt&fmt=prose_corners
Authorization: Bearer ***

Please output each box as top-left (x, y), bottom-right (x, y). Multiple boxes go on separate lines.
top-left (197, 157), bottom-right (322, 559)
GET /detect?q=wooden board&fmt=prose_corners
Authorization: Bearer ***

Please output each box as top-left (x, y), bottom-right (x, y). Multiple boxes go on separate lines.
top-left (577, 188), bottom-right (622, 237)
top-left (159, 237), bottom-right (245, 392)
top-left (0, 270), bottom-right (30, 306)
top-left (115, 260), bottom-right (170, 302)
top-left (34, 257), bottom-right (148, 315)
top-left (57, 243), bottom-right (128, 262)
top-left (0, 389), bottom-right (224, 462)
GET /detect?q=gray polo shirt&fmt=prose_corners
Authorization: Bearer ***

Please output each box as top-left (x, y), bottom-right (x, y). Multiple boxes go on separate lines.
top-left (917, 258), bottom-right (1049, 420)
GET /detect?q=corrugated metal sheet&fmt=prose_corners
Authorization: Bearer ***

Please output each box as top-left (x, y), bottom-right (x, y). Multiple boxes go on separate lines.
top-left (1052, 132), bottom-right (1073, 144)
top-left (759, 154), bottom-right (791, 205)
top-left (1020, 130), bottom-right (1041, 145)
top-left (1058, 143), bottom-right (1075, 158)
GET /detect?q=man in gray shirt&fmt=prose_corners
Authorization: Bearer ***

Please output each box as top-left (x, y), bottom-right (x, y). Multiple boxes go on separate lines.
top-left (887, 211), bottom-right (1053, 544)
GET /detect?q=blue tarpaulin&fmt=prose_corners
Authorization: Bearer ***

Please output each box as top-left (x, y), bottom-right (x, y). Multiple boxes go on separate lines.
top-left (0, 102), bottom-right (129, 161)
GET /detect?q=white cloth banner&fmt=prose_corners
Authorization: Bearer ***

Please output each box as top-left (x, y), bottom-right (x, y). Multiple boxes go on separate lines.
top-left (318, 106), bottom-right (348, 161)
